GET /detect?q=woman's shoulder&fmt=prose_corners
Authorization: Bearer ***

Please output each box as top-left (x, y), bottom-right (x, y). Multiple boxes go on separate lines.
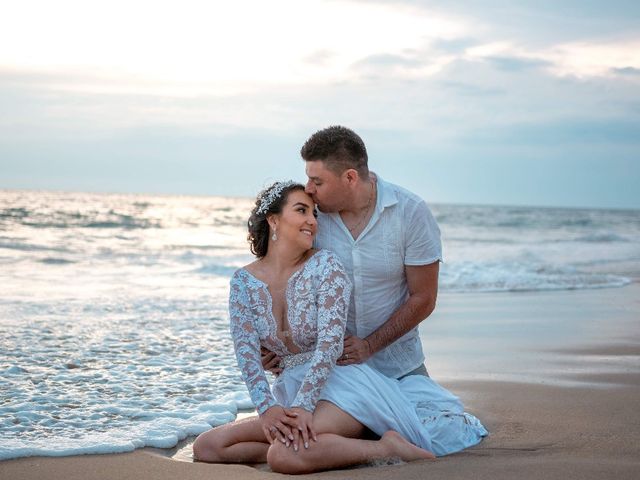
top-left (236, 259), bottom-right (262, 278)
top-left (230, 263), bottom-right (258, 287)
top-left (312, 249), bottom-right (347, 272)
top-left (307, 248), bottom-right (333, 264)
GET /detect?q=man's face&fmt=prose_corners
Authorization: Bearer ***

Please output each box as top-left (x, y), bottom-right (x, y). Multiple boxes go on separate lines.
top-left (304, 160), bottom-right (347, 213)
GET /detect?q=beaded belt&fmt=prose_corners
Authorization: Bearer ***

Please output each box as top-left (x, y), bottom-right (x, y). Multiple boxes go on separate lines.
top-left (279, 351), bottom-right (314, 369)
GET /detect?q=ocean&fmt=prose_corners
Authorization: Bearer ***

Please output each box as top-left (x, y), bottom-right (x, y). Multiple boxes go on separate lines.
top-left (1, 189), bottom-right (639, 460)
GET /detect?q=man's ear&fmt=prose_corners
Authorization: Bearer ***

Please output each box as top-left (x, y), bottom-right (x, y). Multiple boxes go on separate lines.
top-left (343, 168), bottom-right (359, 185)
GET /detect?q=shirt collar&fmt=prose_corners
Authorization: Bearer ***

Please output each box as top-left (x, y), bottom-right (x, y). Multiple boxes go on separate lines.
top-left (373, 173), bottom-right (398, 212)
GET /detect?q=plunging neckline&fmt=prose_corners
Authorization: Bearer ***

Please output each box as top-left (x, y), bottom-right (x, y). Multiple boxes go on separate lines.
top-left (241, 249), bottom-right (322, 353)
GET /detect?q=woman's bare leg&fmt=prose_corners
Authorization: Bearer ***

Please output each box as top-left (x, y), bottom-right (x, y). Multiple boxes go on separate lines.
top-left (267, 401), bottom-right (434, 474)
top-left (193, 416), bottom-right (270, 464)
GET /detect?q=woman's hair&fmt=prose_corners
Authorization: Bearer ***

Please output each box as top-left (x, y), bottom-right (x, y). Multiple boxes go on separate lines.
top-left (247, 181), bottom-right (306, 258)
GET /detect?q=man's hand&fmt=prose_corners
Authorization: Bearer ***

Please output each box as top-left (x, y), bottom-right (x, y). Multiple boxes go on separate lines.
top-left (337, 335), bottom-right (372, 366)
top-left (261, 346), bottom-right (282, 376)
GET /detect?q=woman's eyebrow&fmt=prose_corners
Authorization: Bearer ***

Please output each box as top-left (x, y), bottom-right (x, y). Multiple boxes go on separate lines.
top-left (292, 202), bottom-right (312, 209)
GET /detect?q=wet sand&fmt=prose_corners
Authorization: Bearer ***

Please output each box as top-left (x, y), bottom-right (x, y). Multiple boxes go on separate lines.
top-left (2, 284), bottom-right (639, 479)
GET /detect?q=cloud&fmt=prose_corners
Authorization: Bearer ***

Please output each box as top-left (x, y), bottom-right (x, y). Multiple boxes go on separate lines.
top-left (352, 54), bottom-right (424, 69)
top-left (541, 39), bottom-right (640, 78)
top-left (460, 118), bottom-right (640, 146)
top-left (302, 50), bottom-right (337, 65)
top-left (430, 37), bottom-right (481, 54)
top-left (344, 0), bottom-right (640, 45)
top-left (613, 66), bottom-right (640, 76)
top-left (437, 80), bottom-right (504, 97)
top-left (484, 56), bottom-right (551, 72)
top-left (349, 53), bottom-right (432, 79)
top-left (2, 1), bottom-right (639, 207)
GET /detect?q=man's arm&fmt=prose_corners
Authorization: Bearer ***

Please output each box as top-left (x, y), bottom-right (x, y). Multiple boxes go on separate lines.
top-left (337, 261), bottom-right (439, 365)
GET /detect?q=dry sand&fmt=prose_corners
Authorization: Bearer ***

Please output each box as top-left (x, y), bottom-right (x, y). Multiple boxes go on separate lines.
top-left (3, 284), bottom-right (639, 480)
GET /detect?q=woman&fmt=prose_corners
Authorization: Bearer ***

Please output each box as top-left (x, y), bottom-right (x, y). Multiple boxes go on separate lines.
top-left (193, 181), bottom-right (485, 474)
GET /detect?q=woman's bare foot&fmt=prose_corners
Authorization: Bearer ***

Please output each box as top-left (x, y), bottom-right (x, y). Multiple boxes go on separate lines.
top-left (380, 431), bottom-right (436, 462)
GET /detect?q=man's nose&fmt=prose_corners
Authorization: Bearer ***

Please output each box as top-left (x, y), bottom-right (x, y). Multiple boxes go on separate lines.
top-left (305, 181), bottom-right (315, 194)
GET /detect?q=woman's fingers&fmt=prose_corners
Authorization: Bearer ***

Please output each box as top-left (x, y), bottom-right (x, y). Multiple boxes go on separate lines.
top-left (280, 416), bottom-right (298, 430)
top-left (265, 424), bottom-right (290, 446)
top-left (260, 407), bottom-right (296, 446)
top-left (299, 425), bottom-right (310, 449)
top-left (275, 421), bottom-right (294, 442)
top-left (309, 423), bottom-right (318, 443)
top-left (276, 427), bottom-right (289, 445)
top-left (262, 425), bottom-right (276, 444)
top-left (291, 425), bottom-right (301, 451)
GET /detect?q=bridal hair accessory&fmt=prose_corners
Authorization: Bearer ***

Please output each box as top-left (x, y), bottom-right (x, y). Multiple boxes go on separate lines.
top-left (256, 180), bottom-right (297, 215)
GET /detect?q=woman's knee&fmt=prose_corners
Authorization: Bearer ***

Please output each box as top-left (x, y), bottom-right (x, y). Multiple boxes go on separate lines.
top-left (192, 428), bottom-right (227, 462)
top-left (267, 442), bottom-right (311, 474)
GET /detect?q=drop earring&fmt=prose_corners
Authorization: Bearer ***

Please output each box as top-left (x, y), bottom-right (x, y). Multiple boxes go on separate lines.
top-left (271, 229), bottom-right (277, 241)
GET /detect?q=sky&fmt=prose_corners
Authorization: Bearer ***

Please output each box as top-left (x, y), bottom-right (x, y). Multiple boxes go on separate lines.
top-left (0, 0), bottom-right (639, 209)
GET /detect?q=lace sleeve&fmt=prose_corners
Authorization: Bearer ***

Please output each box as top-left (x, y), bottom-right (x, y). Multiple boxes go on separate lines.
top-left (291, 252), bottom-right (352, 412)
top-left (229, 272), bottom-right (277, 415)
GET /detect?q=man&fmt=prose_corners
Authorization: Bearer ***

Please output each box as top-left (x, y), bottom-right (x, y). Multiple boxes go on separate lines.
top-left (264, 125), bottom-right (441, 379)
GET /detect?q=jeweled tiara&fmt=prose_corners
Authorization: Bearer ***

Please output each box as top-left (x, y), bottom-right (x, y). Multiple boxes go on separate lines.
top-left (256, 180), bottom-right (297, 215)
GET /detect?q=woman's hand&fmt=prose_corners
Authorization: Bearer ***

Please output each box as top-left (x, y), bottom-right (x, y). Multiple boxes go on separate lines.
top-left (259, 406), bottom-right (297, 445)
top-left (286, 407), bottom-right (317, 451)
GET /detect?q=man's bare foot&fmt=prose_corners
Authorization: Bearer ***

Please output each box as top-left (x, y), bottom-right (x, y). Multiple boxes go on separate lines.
top-left (380, 431), bottom-right (436, 462)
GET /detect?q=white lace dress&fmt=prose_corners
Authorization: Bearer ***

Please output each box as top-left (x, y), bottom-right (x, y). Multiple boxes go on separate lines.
top-left (229, 249), bottom-right (487, 456)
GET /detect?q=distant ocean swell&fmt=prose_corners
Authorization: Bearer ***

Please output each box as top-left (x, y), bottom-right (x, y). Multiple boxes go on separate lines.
top-left (439, 261), bottom-right (632, 292)
top-left (2, 240), bottom-right (633, 293)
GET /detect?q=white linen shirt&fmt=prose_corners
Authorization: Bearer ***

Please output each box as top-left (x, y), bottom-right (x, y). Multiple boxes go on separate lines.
top-left (314, 175), bottom-right (442, 378)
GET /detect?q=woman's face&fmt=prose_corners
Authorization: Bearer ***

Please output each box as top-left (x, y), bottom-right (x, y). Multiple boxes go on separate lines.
top-left (271, 189), bottom-right (317, 250)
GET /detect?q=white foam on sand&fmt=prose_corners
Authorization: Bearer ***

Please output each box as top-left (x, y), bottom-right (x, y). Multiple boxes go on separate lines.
top-left (0, 392), bottom-right (253, 460)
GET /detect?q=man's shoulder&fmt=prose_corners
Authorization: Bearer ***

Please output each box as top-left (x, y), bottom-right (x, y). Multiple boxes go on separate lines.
top-left (378, 177), bottom-right (429, 210)
top-left (315, 210), bottom-right (333, 228)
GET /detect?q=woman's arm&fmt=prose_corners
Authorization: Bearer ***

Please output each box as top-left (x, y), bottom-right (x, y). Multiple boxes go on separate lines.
top-left (286, 253), bottom-right (352, 450)
top-left (229, 273), bottom-right (278, 415)
top-left (290, 253), bottom-right (352, 412)
top-left (229, 273), bottom-right (297, 444)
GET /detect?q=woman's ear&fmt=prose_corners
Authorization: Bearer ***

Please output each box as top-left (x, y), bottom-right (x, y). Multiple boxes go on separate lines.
top-left (266, 214), bottom-right (278, 231)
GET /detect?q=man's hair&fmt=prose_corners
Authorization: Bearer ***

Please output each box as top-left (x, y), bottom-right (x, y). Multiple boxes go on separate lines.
top-left (300, 125), bottom-right (369, 178)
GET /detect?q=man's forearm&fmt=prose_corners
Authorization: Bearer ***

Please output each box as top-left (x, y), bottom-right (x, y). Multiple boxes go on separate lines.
top-left (365, 292), bottom-right (436, 355)
top-left (337, 262), bottom-right (439, 366)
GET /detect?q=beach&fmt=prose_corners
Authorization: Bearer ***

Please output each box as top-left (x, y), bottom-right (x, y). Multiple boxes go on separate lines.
top-left (3, 282), bottom-right (639, 480)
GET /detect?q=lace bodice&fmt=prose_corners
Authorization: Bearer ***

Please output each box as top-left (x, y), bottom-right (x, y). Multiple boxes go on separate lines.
top-left (229, 249), bottom-right (352, 414)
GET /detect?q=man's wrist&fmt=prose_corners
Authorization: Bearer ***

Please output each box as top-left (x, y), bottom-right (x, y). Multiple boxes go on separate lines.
top-left (364, 337), bottom-right (373, 355)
